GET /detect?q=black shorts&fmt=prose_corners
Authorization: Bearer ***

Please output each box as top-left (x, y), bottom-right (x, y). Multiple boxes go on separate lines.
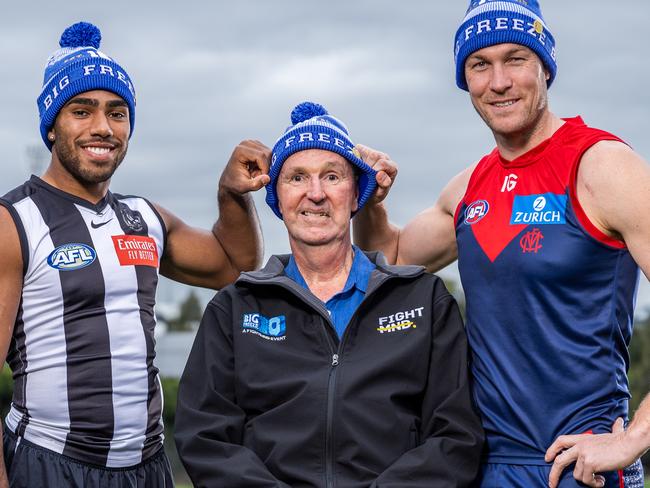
top-left (3, 427), bottom-right (174, 488)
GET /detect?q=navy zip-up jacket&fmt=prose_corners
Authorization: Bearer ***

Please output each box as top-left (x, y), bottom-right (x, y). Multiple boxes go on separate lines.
top-left (175, 252), bottom-right (484, 487)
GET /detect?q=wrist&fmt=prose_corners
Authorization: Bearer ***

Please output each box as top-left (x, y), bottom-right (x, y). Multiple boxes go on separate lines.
top-left (624, 423), bottom-right (650, 459)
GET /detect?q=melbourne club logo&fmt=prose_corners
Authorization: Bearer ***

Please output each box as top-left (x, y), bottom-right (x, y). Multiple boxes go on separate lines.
top-left (464, 200), bottom-right (490, 225)
top-left (520, 228), bottom-right (544, 253)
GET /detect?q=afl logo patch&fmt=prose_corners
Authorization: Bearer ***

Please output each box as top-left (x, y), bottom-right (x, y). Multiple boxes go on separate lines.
top-left (464, 200), bottom-right (490, 225)
top-left (47, 243), bottom-right (97, 271)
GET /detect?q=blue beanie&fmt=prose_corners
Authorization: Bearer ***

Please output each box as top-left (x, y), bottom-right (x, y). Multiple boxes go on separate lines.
top-left (37, 22), bottom-right (136, 150)
top-left (265, 102), bottom-right (377, 220)
top-left (454, 0), bottom-right (557, 91)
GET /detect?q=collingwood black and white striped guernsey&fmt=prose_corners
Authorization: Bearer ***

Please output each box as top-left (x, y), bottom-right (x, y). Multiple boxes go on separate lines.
top-left (1, 176), bottom-right (166, 468)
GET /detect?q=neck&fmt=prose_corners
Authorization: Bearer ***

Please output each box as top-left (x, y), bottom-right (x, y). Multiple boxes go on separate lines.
top-left (41, 162), bottom-right (110, 204)
top-left (290, 239), bottom-right (355, 303)
top-left (494, 110), bottom-right (565, 161)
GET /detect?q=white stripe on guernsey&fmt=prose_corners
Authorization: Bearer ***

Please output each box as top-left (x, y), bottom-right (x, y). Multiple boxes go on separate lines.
top-left (75, 204), bottom-right (149, 467)
top-left (8, 197), bottom-right (70, 454)
top-left (462, 1), bottom-right (545, 25)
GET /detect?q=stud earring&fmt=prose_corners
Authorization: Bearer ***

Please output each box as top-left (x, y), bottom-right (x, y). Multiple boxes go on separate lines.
top-left (48, 134), bottom-right (55, 141)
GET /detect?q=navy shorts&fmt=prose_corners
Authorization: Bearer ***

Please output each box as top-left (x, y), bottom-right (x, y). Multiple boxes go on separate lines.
top-left (475, 461), bottom-right (644, 488)
top-left (3, 427), bottom-right (174, 488)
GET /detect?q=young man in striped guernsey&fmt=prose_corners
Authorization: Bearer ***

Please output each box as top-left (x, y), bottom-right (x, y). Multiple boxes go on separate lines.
top-left (0, 22), bottom-right (270, 487)
top-left (353, 0), bottom-right (650, 486)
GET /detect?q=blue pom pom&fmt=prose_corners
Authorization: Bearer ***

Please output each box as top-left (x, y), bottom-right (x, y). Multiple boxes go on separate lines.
top-left (59, 22), bottom-right (101, 49)
top-left (291, 102), bottom-right (328, 125)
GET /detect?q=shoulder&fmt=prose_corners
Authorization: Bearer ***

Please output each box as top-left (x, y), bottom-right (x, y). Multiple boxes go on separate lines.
top-left (577, 140), bottom-right (649, 237)
top-left (438, 162), bottom-right (478, 216)
top-left (578, 140), bottom-right (647, 195)
top-left (438, 162), bottom-right (478, 215)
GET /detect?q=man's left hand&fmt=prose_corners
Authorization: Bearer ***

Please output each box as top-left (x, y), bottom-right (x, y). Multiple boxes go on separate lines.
top-left (545, 418), bottom-right (637, 488)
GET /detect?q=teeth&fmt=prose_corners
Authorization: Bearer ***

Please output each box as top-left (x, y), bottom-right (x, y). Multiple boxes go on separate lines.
top-left (303, 211), bottom-right (328, 217)
top-left (86, 147), bottom-right (110, 155)
top-left (494, 100), bottom-right (516, 107)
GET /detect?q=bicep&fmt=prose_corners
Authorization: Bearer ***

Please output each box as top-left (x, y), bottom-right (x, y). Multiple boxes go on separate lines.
top-left (0, 206), bottom-right (23, 363)
top-left (578, 143), bottom-right (650, 279)
top-left (396, 168), bottom-right (470, 272)
top-left (155, 204), bottom-right (238, 289)
top-left (397, 204), bottom-right (457, 272)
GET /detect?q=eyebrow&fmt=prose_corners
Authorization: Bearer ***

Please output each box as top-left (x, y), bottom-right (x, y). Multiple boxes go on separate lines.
top-left (64, 98), bottom-right (128, 108)
top-left (468, 47), bottom-right (529, 61)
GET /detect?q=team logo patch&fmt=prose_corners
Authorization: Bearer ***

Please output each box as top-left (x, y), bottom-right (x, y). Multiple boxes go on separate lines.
top-left (464, 200), bottom-right (490, 225)
top-left (377, 307), bottom-right (423, 334)
top-left (47, 243), bottom-right (96, 271)
top-left (119, 206), bottom-right (144, 232)
top-left (510, 193), bottom-right (567, 225)
top-left (242, 313), bottom-right (286, 341)
top-left (112, 235), bottom-right (159, 267)
top-left (520, 228), bottom-right (544, 253)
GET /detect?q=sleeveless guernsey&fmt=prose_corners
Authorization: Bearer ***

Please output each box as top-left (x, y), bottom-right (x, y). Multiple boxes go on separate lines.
top-left (455, 117), bottom-right (639, 464)
top-left (1, 176), bottom-right (166, 468)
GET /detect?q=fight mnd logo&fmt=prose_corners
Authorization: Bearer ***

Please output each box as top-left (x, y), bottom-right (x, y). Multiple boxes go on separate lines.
top-left (510, 193), bottom-right (567, 225)
top-left (242, 313), bottom-right (287, 341)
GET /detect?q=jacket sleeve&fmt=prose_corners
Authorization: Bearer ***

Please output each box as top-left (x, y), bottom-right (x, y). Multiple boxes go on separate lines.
top-left (370, 280), bottom-right (485, 488)
top-left (174, 295), bottom-right (291, 488)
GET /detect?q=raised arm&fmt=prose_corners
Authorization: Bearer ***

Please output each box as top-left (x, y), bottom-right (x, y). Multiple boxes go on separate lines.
top-left (353, 144), bottom-right (473, 272)
top-left (158, 140), bottom-right (270, 289)
top-left (545, 140), bottom-right (650, 488)
top-left (0, 204), bottom-right (24, 488)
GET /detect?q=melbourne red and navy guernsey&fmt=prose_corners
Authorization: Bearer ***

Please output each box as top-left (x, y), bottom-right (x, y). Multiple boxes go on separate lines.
top-left (455, 117), bottom-right (640, 464)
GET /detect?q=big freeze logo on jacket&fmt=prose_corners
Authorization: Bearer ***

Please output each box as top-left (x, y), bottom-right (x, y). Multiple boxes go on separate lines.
top-left (242, 313), bottom-right (286, 341)
top-left (47, 243), bottom-right (97, 271)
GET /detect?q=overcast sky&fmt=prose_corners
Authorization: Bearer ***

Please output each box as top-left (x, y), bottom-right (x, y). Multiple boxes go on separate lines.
top-left (1, 0), bottom-right (648, 314)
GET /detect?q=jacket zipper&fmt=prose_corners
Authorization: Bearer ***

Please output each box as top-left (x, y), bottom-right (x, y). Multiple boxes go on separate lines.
top-left (325, 351), bottom-right (339, 488)
top-left (321, 275), bottom-right (395, 488)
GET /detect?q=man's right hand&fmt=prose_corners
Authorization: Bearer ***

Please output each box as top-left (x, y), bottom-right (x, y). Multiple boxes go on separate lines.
top-left (355, 144), bottom-right (398, 205)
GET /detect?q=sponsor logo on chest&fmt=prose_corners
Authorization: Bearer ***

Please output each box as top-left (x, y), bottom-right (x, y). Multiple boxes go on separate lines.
top-left (112, 235), bottom-right (159, 267)
top-left (377, 307), bottom-right (423, 334)
top-left (510, 193), bottom-right (567, 225)
top-left (242, 313), bottom-right (287, 341)
top-left (47, 243), bottom-right (97, 270)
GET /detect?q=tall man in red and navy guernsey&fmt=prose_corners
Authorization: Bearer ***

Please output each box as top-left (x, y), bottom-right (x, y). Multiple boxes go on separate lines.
top-left (353, 0), bottom-right (650, 486)
top-left (0, 22), bottom-right (270, 487)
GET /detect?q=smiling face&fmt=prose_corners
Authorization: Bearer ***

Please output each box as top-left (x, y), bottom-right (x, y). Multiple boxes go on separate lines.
top-left (464, 43), bottom-right (550, 140)
top-left (277, 149), bottom-right (358, 250)
top-left (49, 89), bottom-right (130, 186)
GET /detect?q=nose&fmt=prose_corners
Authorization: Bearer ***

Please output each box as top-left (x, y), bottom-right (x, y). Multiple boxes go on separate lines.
top-left (90, 112), bottom-right (113, 138)
top-left (489, 63), bottom-right (512, 93)
top-left (306, 178), bottom-right (326, 203)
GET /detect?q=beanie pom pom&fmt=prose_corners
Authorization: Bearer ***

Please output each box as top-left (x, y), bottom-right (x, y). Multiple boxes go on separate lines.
top-left (59, 22), bottom-right (102, 49)
top-left (290, 101), bottom-right (328, 125)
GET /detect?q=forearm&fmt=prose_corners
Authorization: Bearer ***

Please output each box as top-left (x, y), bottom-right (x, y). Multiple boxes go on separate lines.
top-left (627, 393), bottom-right (650, 458)
top-left (353, 202), bottom-right (400, 264)
top-left (214, 187), bottom-right (263, 272)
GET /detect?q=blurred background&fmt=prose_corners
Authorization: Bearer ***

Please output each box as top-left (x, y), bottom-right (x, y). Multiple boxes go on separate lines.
top-left (1, 1), bottom-right (648, 484)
